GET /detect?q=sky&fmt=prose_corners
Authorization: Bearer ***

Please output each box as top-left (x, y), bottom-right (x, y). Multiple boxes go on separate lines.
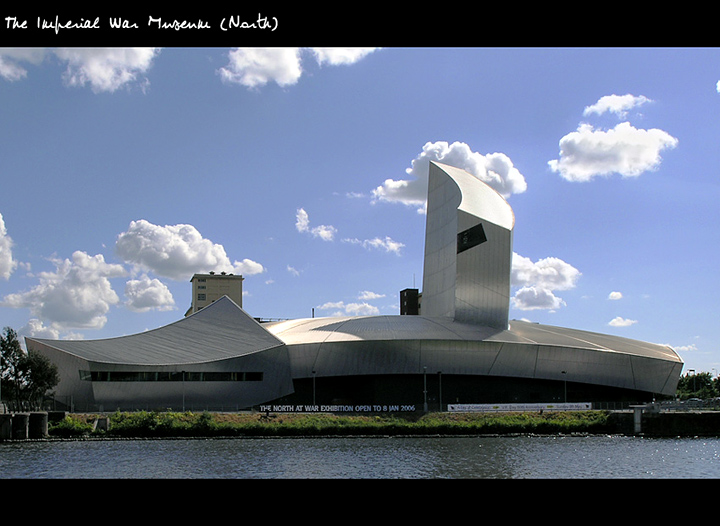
top-left (0, 44), bottom-right (718, 375)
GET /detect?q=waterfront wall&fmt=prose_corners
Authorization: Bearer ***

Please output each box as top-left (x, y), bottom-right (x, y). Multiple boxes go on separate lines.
top-left (2, 410), bottom-right (720, 439)
top-left (0, 412), bottom-right (52, 440)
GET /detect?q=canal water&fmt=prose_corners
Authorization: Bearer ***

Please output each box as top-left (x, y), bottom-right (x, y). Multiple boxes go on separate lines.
top-left (1, 435), bottom-right (719, 478)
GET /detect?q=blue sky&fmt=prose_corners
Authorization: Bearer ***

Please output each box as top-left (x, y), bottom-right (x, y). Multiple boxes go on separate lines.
top-left (0, 46), bottom-right (718, 375)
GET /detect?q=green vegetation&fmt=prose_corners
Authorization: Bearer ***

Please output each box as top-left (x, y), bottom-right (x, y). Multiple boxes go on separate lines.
top-left (48, 410), bottom-right (621, 439)
top-left (1, 326), bottom-right (59, 411)
top-left (676, 371), bottom-right (720, 400)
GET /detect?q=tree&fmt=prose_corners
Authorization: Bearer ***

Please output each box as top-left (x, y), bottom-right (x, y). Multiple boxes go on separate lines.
top-left (676, 371), bottom-right (717, 400)
top-left (0, 326), bottom-right (24, 407)
top-left (0, 326), bottom-right (59, 410)
top-left (18, 350), bottom-right (60, 408)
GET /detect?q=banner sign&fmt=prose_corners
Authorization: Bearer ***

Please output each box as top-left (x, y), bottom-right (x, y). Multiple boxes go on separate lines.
top-left (448, 403), bottom-right (592, 412)
top-left (258, 404), bottom-right (417, 413)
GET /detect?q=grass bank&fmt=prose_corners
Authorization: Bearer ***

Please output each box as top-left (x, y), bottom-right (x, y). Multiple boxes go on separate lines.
top-left (48, 410), bottom-right (622, 438)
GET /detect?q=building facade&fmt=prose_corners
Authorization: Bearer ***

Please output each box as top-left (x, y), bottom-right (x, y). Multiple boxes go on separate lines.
top-left (26, 162), bottom-right (683, 412)
top-left (186, 272), bottom-right (244, 316)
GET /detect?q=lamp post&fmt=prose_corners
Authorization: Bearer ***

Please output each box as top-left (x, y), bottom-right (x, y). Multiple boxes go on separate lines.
top-left (182, 370), bottom-right (186, 412)
top-left (438, 371), bottom-right (442, 412)
top-left (561, 371), bottom-right (567, 404)
top-left (312, 370), bottom-right (316, 406)
top-left (423, 366), bottom-right (428, 412)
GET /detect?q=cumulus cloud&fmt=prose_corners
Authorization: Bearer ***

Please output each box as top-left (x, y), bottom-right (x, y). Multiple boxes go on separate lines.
top-left (53, 48), bottom-right (160, 93)
top-left (219, 47), bottom-right (379, 89)
top-left (583, 94), bottom-right (652, 118)
top-left (309, 48), bottom-right (379, 66)
top-left (116, 219), bottom-right (264, 281)
top-left (510, 253), bottom-right (581, 311)
top-left (219, 48), bottom-right (303, 88)
top-left (0, 48), bottom-right (47, 81)
top-left (20, 319), bottom-right (83, 341)
top-left (124, 274), bottom-right (176, 312)
top-left (0, 212), bottom-right (18, 280)
top-left (316, 300), bottom-right (380, 317)
top-left (512, 286), bottom-right (566, 311)
top-left (295, 208), bottom-right (337, 241)
top-left (358, 291), bottom-right (385, 300)
top-left (2, 251), bottom-right (127, 330)
top-left (609, 316), bottom-right (638, 327)
top-left (342, 236), bottom-right (404, 255)
top-left (548, 122), bottom-right (678, 182)
top-left (372, 141), bottom-right (527, 212)
top-left (608, 291), bottom-right (623, 300)
top-left (0, 48), bottom-right (160, 92)
top-left (550, 94), bottom-right (677, 183)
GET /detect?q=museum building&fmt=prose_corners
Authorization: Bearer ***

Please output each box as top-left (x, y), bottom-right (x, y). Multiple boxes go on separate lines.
top-left (26, 162), bottom-right (684, 412)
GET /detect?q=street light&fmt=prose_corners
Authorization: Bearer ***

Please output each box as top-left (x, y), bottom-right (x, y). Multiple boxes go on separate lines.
top-left (423, 366), bottom-right (428, 412)
top-left (438, 371), bottom-right (442, 412)
top-left (312, 370), bottom-right (316, 406)
top-left (182, 370), bottom-right (186, 411)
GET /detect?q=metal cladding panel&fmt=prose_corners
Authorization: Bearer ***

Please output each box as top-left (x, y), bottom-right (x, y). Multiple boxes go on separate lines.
top-left (268, 315), bottom-right (682, 395)
top-left (421, 163), bottom-right (461, 319)
top-left (504, 320), bottom-right (680, 362)
top-left (26, 340), bottom-right (95, 406)
top-left (533, 345), bottom-right (636, 389)
top-left (488, 343), bottom-right (540, 378)
top-left (455, 212), bottom-right (512, 328)
top-left (26, 296), bottom-right (286, 366)
top-left (85, 348), bottom-right (295, 411)
top-left (421, 162), bottom-right (514, 328)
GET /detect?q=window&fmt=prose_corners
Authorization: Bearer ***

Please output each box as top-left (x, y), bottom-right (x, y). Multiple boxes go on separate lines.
top-left (197, 293), bottom-right (206, 301)
top-left (79, 370), bottom-right (263, 382)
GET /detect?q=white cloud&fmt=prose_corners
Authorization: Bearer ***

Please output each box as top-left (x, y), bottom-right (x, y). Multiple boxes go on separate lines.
top-left (2, 251), bottom-right (127, 330)
top-left (309, 48), bottom-right (379, 66)
top-left (219, 47), bottom-right (379, 89)
top-left (0, 212), bottom-right (18, 280)
top-left (512, 253), bottom-right (580, 292)
top-left (608, 291), bottom-right (623, 300)
top-left (316, 300), bottom-right (380, 317)
top-left (511, 286), bottom-right (566, 311)
top-left (287, 265), bottom-right (301, 276)
top-left (358, 291), bottom-right (385, 300)
top-left (609, 316), bottom-right (638, 327)
top-left (124, 274), bottom-right (176, 312)
top-left (53, 48), bottom-right (160, 93)
top-left (342, 236), bottom-right (405, 255)
top-left (0, 48), bottom-right (47, 81)
top-left (583, 94), bottom-right (652, 118)
top-left (219, 48), bottom-right (303, 89)
top-left (295, 208), bottom-right (337, 241)
top-left (548, 122), bottom-right (678, 182)
top-left (373, 141), bottom-right (527, 212)
top-left (20, 319), bottom-right (83, 341)
top-left (116, 219), bottom-right (264, 281)
top-left (510, 253), bottom-right (581, 311)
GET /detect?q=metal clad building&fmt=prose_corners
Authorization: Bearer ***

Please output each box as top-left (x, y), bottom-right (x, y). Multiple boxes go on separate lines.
top-left (26, 162), bottom-right (683, 411)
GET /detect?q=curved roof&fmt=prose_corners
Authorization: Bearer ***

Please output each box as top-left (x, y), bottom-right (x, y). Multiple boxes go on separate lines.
top-left (432, 161), bottom-right (515, 230)
top-left (26, 296), bottom-right (285, 366)
top-left (265, 315), bottom-right (681, 363)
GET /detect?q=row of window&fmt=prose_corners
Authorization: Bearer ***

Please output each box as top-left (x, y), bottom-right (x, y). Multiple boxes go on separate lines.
top-left (79, 371), bottom-right (263, 382)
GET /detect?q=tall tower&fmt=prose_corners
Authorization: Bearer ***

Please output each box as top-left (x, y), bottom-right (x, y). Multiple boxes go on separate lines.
top-left (421, 162), bottom-right (514, 329)
top-left (187, 272), bottom-right (244, 315)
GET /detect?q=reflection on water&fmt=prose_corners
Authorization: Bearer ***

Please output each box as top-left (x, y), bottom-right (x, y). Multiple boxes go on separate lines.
top-left (1, 435), bottom-right (719, 479)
